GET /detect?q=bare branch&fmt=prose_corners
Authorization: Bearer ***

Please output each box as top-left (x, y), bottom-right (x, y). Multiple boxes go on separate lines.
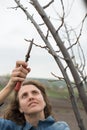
top-left (25, 39), bottom-right (33, 62)
top-left (51, 72), bottom-right (64, 80)
top-left (38, 22), bottom-right (44, 26)
top-left (43, 0), bottom-right (54, 9)
top-left (7, 6), bottom-right (19, 10)
top-left (73, 14), bottom-right (87, 46)
top-left (64, 24), bottom-right (77, 67)
top-left (56, 0), bottom-right (65, 32)
top-left (25, 39), bottom-right (48, 49)
top-left (46, 29), bottom-right (50, 40)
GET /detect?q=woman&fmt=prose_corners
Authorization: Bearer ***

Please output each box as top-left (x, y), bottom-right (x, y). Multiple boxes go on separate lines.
top-left (0, 61), bottom-right (70, 130)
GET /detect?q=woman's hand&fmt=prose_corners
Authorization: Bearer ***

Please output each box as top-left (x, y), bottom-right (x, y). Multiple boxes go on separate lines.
top-left (8, 61), bottom-right (31, 88)
top-left (0, 61), bottom-right (30, 104)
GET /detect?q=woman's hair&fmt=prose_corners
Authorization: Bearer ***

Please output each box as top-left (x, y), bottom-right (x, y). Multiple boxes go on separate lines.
top-left (4, 80), bottom-right (52, 125)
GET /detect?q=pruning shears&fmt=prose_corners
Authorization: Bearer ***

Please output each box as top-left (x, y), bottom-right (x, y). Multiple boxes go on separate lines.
top-left (15, 39), bottom-right (33, 91)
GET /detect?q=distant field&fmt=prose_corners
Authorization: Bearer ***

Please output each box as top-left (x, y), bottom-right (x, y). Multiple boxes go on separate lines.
top-left (0, 76), bottom-right (78, 99)
top-left (0, 85), bottom-right (3, 90)
top-left (47, 88), bottom-right (69, 99)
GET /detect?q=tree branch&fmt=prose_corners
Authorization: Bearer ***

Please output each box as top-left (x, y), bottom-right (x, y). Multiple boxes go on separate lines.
top-left (43, 0), bottom-right (54, 9)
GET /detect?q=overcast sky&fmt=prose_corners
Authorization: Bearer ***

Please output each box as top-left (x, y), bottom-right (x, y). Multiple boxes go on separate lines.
top-left (0, 0), bottom-right (87, 79)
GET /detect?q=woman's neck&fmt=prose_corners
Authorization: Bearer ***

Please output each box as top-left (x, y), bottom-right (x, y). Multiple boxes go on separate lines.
top-left (24, 112), bottom-right (45, 127)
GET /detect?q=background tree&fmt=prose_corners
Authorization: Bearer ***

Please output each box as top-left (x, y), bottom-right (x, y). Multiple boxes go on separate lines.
top-left (84, 0), bottom-right (87, 6)
top-left (13, 0), bottom-right (87, 129)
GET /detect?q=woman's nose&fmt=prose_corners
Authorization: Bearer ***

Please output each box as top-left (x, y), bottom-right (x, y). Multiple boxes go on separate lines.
top-left (28, 93), bottom-right (34, 100)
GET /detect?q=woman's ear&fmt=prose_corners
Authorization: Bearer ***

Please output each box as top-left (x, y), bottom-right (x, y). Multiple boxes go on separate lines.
top-left (44, 101), bottom-right (46, 108)
top-left (19, 107), bottom-right (23, 113)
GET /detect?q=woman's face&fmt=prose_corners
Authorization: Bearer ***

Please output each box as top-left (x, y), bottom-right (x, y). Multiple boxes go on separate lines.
top-left (18, 84), bottom-right (46, 116)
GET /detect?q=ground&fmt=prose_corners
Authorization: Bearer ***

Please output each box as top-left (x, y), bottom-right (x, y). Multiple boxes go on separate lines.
top-left (0, 97), bottom-right (87, 130)
top-left (49, 97), bottom-right (87, 130)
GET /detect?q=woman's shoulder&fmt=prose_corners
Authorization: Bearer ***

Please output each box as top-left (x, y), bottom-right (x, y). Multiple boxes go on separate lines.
top-left (46, 116), bottom-right (70, 130)
top-left (0, 118), bottom-right (22, 130)
top-left (0, 118), bottom-right (13, 123)
top-left (53, 121), bottom-right (70, 130)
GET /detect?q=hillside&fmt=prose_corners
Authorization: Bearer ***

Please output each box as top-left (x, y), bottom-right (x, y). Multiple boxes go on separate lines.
top-left (0, 75), bottom-right (67, 88)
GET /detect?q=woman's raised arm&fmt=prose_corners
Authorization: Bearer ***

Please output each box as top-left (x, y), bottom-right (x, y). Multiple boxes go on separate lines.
top-left (0, 61), bottom-right (30, 105)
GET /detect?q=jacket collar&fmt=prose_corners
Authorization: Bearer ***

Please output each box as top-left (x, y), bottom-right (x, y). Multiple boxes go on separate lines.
top-left (23, 116), bottom-right (55, 130)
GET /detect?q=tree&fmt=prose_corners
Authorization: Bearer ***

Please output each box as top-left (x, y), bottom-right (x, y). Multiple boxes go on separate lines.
top-left (84, 0), bottom-right (87, 6)
top-left (13, 0), bottom-right (87, 129)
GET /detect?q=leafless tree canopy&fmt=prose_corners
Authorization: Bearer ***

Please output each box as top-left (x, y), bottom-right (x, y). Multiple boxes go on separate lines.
top-left (12, 0), bottom-right (87, 130)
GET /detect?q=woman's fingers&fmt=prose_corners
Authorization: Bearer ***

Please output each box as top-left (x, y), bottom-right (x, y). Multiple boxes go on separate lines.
top-left (16, 61), bottom-right (28, 68)
top-left (6, 61), bottom-right (31, 89)
top-left (12, 67), bottom-right (30, 80)
top-left (11, 61), bottom-right (31, 83)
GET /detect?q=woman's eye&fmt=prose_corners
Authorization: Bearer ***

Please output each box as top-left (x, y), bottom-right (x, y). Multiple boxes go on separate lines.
top-left (22, 93), bottom-right (28, 99)
top-left (32, 91), bottom-right (39, 95)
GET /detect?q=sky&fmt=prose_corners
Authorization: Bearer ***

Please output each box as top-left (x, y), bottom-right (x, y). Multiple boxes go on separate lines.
top-left (0, 0), bottom-right (87, 79)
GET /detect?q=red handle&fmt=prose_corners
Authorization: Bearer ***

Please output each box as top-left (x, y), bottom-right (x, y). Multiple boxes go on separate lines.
top-left (14, 81), bottom-right (21, 91)
top-left (14, 66), bottom-right (27, 91)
